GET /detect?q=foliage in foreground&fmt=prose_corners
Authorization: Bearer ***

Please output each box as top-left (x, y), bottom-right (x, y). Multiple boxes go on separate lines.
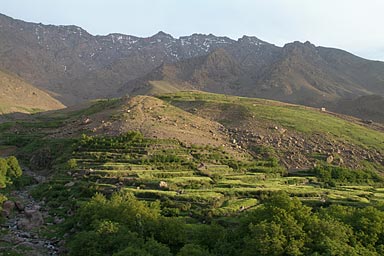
top-left (66, 191), bottom-right (384, 256)
top-left (0, 156), bottom-right (23, 220)
top-left (0, 156), bottom-right (22, 188)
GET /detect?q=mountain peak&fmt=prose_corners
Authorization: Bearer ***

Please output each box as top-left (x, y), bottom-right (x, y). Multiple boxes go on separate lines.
top-left (238, 35), bottom-right (267, 46)
top-left (151, 31), bottom-right (174, 39)
top-left (285, 40), bottom-right (316, 48)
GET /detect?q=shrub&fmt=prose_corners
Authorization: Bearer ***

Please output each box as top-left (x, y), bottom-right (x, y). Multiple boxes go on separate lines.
top-left (177, 244), bottom-right (212, 256)
top-left (6, 156), bottom-right (22, 179)
top-left (311, 165), bottom-right (382, 185)
top-left (0, 156), bottom-right (23, 188)
top-left (67, 159), bottom-right (78, 170)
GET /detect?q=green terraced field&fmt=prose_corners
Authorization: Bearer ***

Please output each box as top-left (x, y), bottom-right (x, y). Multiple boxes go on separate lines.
top-left (64, 132), bottom-right (384, 218)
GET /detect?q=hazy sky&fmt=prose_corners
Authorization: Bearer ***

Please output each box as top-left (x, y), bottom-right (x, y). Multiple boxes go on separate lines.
top-left (2, 0), bottom-right (384, 60)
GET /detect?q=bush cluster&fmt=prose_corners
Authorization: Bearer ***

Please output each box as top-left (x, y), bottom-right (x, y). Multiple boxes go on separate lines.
top-left (65, 191), bottom-right (384, 256)
top-left (0, 156), bottom-right (22, 188)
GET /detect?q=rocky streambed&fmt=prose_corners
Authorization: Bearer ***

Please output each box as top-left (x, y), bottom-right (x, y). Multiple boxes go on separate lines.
top-left (1, 170), bottom-right (62, 255)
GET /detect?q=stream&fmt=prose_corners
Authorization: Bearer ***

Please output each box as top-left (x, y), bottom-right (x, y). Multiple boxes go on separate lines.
top-left (1, 170), bottom-right (61, 255)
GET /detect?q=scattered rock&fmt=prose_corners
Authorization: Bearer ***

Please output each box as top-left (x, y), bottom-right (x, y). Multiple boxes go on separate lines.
top-left (334, 157), bottom-right (344, 166)
top-left (197, 163), bottom-right (207, 169)
top-left (2, 171), bottom-right (62, 255)
top-left (17, 209), bottom-right (44, 230)
top-left (19, 231), bottom-right (32, 238)
top-left (81, 118), bottom-right (92, 125)
top-left (363, 119), bottom-right (373, 124)
top-left (53, 216), bottom-right (65, 224)
top-left (64, 181), bottom-right (75, 187)
top-left (326, 155), bottom-right (334, 164)
top-left (159, 181), bottom-right (168, 189)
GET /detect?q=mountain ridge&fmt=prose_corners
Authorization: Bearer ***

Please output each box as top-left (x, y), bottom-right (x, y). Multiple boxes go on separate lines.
top-left (0, 13), bottom-right (278, 105)
top-left (0, 13), bottom-right (383, 122)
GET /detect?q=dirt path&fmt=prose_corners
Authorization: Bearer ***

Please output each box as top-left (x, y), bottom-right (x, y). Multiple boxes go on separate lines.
top-left (1, 170), bottom-right (61, 256)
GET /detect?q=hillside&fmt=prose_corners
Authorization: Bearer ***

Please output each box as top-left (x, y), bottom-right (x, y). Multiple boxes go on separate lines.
top-left (1, 91), bottom-right (384, 255)
top-left (0, 69), bottom-right (64, 114)
top-left (2, 91), bottom-right (381, 171)
top-left (1, 13), bottom-right (384, 123)
top-left (158, 91), bottom-right (384, 170)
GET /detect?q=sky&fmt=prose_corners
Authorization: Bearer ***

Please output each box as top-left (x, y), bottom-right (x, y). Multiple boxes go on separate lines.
top-left (1, 0), bottom-right (384, 61)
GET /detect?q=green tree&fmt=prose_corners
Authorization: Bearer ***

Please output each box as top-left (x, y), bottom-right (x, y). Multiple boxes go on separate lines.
top-left (177, 244), bottom-right (212, 256)
top-left (141, 238), bottom-right (172, 256)
top-left (307, 216), bottom-right (356, 255)
top-left (113, 247), bottom-right (151, 256)
top-left (243, 221), bottom-right (286, 256)
top-left (240, 192), bottom-right (312, 255)
top-left (68, 231), bottom-right (103, 256)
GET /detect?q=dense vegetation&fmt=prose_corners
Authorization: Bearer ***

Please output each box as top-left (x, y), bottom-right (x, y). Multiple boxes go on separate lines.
top-left (66, 191), bottom-right (384, 256)
top-left (311, 165), bottom-right (383, 186)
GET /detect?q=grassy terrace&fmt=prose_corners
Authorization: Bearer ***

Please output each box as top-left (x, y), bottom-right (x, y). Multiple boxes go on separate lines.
top-left (64, 131), bottom-right (384, 218)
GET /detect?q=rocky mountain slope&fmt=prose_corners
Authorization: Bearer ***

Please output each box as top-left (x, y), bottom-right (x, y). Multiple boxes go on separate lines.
top-left (125, 42), bottom-right (384, 109)
top-left (1, 13), bottom-right (270, 105)
top-left (0, 13), bottom-right (383, 122)
top-left (330, 95), bottom-right (384, 123)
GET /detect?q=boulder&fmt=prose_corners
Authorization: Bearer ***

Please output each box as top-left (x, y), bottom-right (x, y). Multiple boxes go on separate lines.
top-left (334, 157), bottom-right (344, 166)
top-left (18, 209), bottom-right (44, 229)
top-left (2, 200), bottom-right (15, 217)
top-left (15, 200), bottom-right (25, 211)
top-left (159, 181), bottom-right (168, 189)
top-left (64, 181), bottom-right (75, 187)
top-left (53, 216), bottom-right (65, 224)
top-left (81, 118), bottom-right (92, 125)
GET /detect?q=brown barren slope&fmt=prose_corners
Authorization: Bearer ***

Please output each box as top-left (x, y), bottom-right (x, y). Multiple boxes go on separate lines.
top-left (0, 69), bottom-right (65, 114)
